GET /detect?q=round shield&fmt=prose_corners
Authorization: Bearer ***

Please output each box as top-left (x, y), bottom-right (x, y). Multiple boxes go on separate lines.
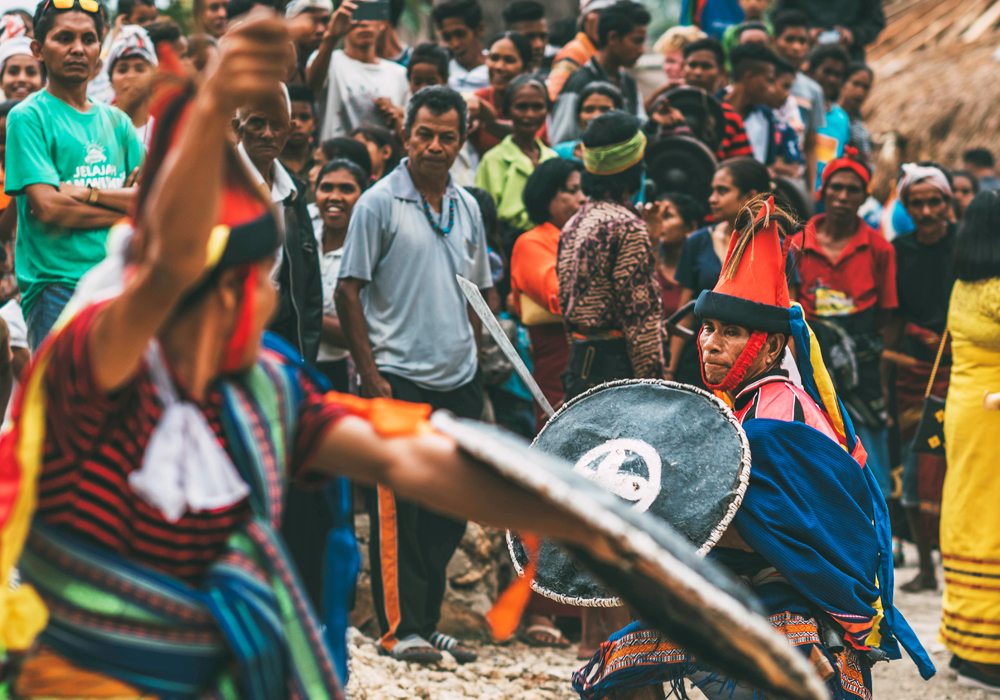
top-left (644, 135), bottom-right (718, 203)
top-left (431, 411), bottom-right (828, 700)
top-left (508, 379), bottom-right (751, 606)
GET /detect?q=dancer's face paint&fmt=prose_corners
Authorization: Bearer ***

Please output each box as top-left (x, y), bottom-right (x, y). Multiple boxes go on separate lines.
top-left (219, 257), bottom-right (279, 374)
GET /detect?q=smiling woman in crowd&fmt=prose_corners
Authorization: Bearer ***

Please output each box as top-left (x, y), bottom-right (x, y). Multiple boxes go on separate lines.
top-left (0, 36), bottom-right (43, 101)
top-left (467, 31), bottom-right (532, 156)
top-left (312, 158), bottom-right (367, 392)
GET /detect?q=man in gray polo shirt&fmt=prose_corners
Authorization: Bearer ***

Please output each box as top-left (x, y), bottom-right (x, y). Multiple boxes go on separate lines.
top-left (336, 86), bottom-right (491, 665)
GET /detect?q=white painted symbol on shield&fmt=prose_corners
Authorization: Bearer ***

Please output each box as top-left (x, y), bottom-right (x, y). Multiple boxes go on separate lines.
top-left (573, 439), bottom-right (662, 513)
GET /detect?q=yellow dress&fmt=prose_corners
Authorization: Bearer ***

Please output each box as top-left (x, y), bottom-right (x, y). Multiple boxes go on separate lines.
top-left (940, 277), bottom-right (1000, 663)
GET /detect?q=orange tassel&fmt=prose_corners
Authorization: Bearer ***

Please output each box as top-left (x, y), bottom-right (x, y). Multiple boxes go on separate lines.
top-left (486, 534), bottom-right (540, 642)
top-left (323, 391), bottom-right (433, 437)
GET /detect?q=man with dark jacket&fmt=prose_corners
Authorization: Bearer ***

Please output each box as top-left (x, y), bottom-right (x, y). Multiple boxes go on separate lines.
top-left (235, 91), bottom-right (323, 363)
top-left (550, 1), bottom-right (650, 144)
top-left (771, 0), bottom-right (885, 60)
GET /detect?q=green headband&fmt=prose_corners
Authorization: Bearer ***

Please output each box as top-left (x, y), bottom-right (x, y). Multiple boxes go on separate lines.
top-left (581, 130), bottom-right (647, 175)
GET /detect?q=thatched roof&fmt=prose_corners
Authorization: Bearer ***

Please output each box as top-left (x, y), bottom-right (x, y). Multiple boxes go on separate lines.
top-left (865, 0), bottom-right (1000, 167)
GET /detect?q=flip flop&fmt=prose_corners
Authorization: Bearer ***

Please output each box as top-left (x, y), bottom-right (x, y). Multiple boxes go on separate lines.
top-left (524, 624), bottom-right (572, 648)
top-left (387, 634), bottom-right (443, 664)
top-left (428, 632), bottom-right (478, 663)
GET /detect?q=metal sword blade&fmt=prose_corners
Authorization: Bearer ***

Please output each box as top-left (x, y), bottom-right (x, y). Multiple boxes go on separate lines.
top-left (456, 275), bottom-right (555, 418)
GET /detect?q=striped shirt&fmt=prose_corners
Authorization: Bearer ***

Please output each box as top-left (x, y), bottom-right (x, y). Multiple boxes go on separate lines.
top-left (734, 371), bottom-right (842, 445)
top-left (717, 101), bottom-right (755, 162)
top-left (35, 302), bottom-right (351, 584)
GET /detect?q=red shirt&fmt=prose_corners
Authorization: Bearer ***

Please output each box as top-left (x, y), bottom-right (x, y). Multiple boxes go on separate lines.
top-left (35, 303), bottom-right (351, 584)
top-left (793, 216), bottom-right (898, 320)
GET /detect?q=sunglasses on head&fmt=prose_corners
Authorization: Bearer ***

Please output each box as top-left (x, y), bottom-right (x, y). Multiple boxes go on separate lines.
top-left (42, 0), bottom-right (101, 15)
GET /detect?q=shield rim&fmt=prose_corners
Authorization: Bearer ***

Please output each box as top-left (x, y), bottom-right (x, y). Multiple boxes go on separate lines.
top-left (506, 378), bottom-right (752, 607)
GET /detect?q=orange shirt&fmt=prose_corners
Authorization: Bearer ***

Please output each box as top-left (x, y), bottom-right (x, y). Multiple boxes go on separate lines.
top-left (546, 32), bottom-right (597, 101)
top-left (511, 221), bottom-right (562, 318)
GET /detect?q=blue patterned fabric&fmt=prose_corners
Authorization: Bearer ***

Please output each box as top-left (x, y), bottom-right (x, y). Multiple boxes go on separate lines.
top-left (735, 418), bottom-right (934, 679)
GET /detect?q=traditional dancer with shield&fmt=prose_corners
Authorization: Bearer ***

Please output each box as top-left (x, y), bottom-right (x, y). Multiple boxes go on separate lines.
top-left (572, 196), bottom-right (935, 700)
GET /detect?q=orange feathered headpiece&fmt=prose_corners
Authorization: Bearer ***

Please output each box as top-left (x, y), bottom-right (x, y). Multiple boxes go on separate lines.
top-left (694, 196), bottom-right (795, 392)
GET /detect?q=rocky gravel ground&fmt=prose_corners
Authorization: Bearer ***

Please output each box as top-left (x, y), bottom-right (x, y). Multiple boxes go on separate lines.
top-left (345, 543), bottom-right (989, 699)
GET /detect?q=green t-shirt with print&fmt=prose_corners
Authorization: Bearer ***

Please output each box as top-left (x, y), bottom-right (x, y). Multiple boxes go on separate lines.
top-left (5, 89), bottom-right (144, 314)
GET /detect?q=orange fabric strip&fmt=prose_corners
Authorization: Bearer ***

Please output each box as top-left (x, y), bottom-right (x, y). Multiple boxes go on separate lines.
top-left (324, 392), bottom-right (433, 437)
top-left (16, 646), bottom-right (156, 699)
top-left (376, 484), bottom-right (403, 652)
top-left (486, 534), bottom-right (540, 642)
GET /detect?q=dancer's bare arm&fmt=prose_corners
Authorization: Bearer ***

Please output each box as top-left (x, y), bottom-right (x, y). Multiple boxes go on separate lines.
top-left (308, 416), bottom-right (602, 551)
top-left (89, 11), bottom-right (290, 393)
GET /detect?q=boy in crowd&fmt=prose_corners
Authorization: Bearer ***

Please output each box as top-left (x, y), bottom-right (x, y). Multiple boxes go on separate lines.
top-left (771, 8), bottom-right (825, 191)
top-left (545, 0), bottom-right (612, 100)
top-left (723, 43), bottom-right (780, 165)
top-left (308, 0), bottom-right (409, 139)
top-left (680, 37), bottom-right (754, 161)
top-left (767, 56), bottom-right (805, 179)
top-left (840, 62), bottom-right (873, 167)
top-left (87, 0), bottom-right (157, 104)
top-left (550, 1), bottom-right (649, 144)
top-left (432, 0), bottom-right (489, 92)
top-left (6, 0), bottom-right (144, 349)
top-left (285, 0), bottom-right (332, 85)
top-left (195, 0), bottom-right (228, 37)
top-left (772, 0), bottom-right (885, 60)
top-left (722, 0), bottom-right (771, 54)
top-left (115, 0), bottom-right (158, 27)
top-left (408, 42), bottom-right (450, 93)
top-left (280, 84), bottom-right (318, 181)
top-left (962, 147), bottom-right (1000, 192)
top-left (502, 0), bottom-right (549, 73)
top-left (806, 43), bottom-right (851, 189)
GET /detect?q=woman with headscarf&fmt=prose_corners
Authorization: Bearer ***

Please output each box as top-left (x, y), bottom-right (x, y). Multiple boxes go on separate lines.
top-left (884, 163), bottom-right (957, 592)
top-left (0, 35), bottom-right (43, 101)
top-left (105, 25), bottom-right (158, 149)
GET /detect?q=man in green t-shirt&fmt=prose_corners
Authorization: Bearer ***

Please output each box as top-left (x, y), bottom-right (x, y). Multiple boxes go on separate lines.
top-left (5, 0), bottom-right (144, 349)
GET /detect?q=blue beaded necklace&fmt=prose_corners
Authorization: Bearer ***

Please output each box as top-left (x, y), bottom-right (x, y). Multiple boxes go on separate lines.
top-left (420, 192), bottom-right (456, 236)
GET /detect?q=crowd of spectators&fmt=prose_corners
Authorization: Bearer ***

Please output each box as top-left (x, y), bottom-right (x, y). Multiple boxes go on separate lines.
top-left (0, 0), bottom-right (998, 691)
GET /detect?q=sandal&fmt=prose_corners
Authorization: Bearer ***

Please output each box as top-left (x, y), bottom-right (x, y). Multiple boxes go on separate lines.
top-left (525, 623), bottom-right (572, 648)
top-left (386, 634), bottom-right (442, 664)
top-left (429, 632), bottom-right (478, 664)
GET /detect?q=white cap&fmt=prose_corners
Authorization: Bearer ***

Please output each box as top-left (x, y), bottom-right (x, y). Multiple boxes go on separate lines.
top-left (579, 0), bottom-right (621, 15)
top-left (285, 0), bottom-right (333, 18)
